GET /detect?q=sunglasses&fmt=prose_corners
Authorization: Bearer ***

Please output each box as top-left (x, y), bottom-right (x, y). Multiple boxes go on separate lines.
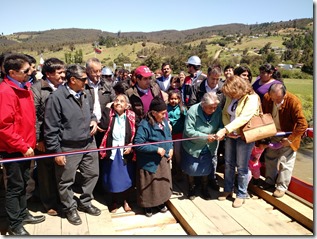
top-left (19, 68), bottom-right (30, 74)
top-left (75, 76), bottom-right (87, 82)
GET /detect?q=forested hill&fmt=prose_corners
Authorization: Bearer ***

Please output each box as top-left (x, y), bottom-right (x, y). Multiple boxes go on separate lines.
top-left (0, 18), bottom-right (312, 52)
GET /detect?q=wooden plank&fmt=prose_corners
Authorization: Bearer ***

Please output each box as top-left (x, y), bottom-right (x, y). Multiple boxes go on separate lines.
top-left (33, 215), bottom-right (61, 235)
top-left (214, 196), bottom-right (282, 235)
top-left (86, 209), bottom-right (116, 235)
top-left (243, 197), bottom-right (309, 235)
top-left (111, 211), bottom-right (177, 232)
top-left (61, 211), bottom-right (89, 235)
top-left (117, 223), bottom-right (187, 235)
top-left (248, 183), bottom-right (314, 231)
top-left (168, 183), bottom-right (223, 235)
top-left (193, 196), bottom-right (249, 235)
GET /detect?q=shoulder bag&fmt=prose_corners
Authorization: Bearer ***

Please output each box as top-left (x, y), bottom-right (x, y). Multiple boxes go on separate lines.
top-left (241, 97), bottom-right (277, 143)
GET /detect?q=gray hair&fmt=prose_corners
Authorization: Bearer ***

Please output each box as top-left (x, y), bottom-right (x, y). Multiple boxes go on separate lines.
top-left (85, 57), bottom-right (101, 70)
top-left (66, 64), bottom-right (86, 81)
top-left (200, 92), bottom-right (219, 106)
top-left (114, 93), bottom-right (131, 109)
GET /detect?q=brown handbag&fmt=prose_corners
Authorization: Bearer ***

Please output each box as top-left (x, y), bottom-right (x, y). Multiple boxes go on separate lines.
top-left (241, 98), bottom-right (277, 143)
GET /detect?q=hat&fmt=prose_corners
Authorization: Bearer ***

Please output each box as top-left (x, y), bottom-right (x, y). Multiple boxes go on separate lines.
top-left (149, 97), bottom-right (167, 112)
top-left (135, 65), bottom-right (153, 77)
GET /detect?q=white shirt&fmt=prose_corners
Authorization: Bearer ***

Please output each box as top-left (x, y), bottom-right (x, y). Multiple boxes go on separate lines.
top-left (88, 79), bottom-right (102, 122)
top-left (110, 113), bottom-right (126, 160)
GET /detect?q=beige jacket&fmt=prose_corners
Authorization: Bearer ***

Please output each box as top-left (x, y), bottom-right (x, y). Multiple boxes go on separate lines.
top-left (222, 93), bottom-right (259, 134)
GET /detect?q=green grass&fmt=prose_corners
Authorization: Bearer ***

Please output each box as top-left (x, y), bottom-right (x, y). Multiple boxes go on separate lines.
top-left (283, 78), bottom-right (313, 124)
top-left (283, 78), bottom-right (313, 97)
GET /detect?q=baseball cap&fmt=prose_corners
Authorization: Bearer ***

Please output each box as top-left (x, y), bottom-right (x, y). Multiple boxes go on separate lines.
top-left (135, 65), bottom-right (153, 78)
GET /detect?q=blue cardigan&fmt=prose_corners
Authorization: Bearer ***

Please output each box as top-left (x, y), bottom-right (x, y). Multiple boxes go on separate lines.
top-left (134, 117), bottom-right (173, 173)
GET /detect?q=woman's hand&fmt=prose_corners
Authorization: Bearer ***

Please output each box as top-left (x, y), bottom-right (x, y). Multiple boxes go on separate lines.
top-left (123, 144), bottom-right (133, 155)
top-left (216, 128), bottom-right (227, 140)
top-left (157, 147), bottom-right (166, 157)
top-left (167, 149), bottom-right (173, 161)
top-left (207, 134), bottom-right (217, 143)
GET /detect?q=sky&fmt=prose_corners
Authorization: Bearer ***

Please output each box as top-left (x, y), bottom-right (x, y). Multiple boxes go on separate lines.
top-left (1, 0), bottom-right (313, 35)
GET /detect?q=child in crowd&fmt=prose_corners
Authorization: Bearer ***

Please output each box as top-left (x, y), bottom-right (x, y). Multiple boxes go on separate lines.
top-left (167, 90), bottom-right (187, 181)
top-left (248, 138), bottom-right (282, 185)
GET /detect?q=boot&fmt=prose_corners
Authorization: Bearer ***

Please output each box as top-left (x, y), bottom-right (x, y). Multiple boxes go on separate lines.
top-left (188, 175), bottom-right (195, 200)
top-left (201, 176), bottom-right (211, 200)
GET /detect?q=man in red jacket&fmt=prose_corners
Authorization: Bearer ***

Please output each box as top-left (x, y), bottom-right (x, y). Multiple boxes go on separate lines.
top-left (0, 53), bottom-right (45, 235)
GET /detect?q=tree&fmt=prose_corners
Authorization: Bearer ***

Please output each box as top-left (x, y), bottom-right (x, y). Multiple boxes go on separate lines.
top-left (74, 49), bottom-right (83, 64)
top-left (64, 52), bottom-right (73, 64)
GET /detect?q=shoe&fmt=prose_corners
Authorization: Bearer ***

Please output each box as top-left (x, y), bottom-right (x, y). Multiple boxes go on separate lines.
top-left (109, 203), bottom-right (118, 213)
top-left (157, 204), bottom-right (168, 213)
top-left (123, 201), bottom-right (132, 212)
top-left (233, 198), bottom-right (245, 208)
top-left (209, 179), bottom-right (220, 191)
top-left (201, 188), bottom-right (211, 200)
top-left (8, 226), bottom-right (30, 235)
top-left (47, 209), bottom-right (58, 216)
top-left (66, 209), bottom-right (82, 225)
top-left (144, 207), bottom-right (152, 217)
top-left (78, 204), bottom-right (101, 216)
top-left (188, 186), bottom-right (195, 200)
top-left (218, 191), bottom-right (232, 201)
top-left (273, 189), bottom-right (285, 198)
top-left (259, 181), bottom-right (275, 190)
top-left (23, 214), bottom-right (45, 224)
top-left (251, 178), bottom-right (260, 185)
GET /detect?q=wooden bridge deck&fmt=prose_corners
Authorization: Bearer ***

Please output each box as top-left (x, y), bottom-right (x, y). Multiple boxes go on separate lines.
top-left (1, 173), bottom-right (313, 236)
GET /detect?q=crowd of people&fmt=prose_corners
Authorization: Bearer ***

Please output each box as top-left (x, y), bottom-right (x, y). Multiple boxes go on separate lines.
top-left (0, 52), bottom-right (308, 235)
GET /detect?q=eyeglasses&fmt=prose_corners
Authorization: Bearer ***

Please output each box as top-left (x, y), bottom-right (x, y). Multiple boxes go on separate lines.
top-left (186, 65), bottom-right (193, 68)
top-left (19, 68), bottom-right (30, 74)
top-left (75, 76), bottom-right (87, 82)
top-left (102, 75), bottom-right (112, 78)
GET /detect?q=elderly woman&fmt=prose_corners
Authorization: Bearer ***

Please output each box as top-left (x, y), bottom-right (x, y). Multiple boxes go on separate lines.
top-left (181, 92), bottom-right (223, 201)
top-left (98, 94), bottom-right (136, 213)
top-left (134, 97), bottom-right (173, 217)
top-left (216, 75), bottom-right (259, 208)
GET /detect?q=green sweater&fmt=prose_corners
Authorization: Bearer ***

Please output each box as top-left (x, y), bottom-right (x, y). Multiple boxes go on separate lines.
top-left (182, 103), bottom-right (223, 158)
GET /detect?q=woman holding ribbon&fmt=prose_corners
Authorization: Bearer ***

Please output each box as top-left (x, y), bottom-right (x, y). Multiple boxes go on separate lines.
top-left (181, 92), bottom-right (223, 201)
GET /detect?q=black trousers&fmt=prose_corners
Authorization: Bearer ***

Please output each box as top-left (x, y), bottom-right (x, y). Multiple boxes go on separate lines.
top-left (36, 156), bottom-right (60, 211)
top-left (1, 152), bottom-right (30, 230)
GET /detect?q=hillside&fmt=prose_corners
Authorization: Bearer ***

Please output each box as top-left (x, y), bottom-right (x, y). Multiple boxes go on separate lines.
top-left (0, 18), bottom-right (312, 52)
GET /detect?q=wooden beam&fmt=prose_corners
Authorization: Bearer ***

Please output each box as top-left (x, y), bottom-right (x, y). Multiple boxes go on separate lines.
top-left (248, 183), bottom-right (313, 232)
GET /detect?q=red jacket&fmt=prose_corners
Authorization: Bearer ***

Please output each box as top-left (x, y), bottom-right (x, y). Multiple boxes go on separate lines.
top-left (0, 78), bottom-right (36, 154)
